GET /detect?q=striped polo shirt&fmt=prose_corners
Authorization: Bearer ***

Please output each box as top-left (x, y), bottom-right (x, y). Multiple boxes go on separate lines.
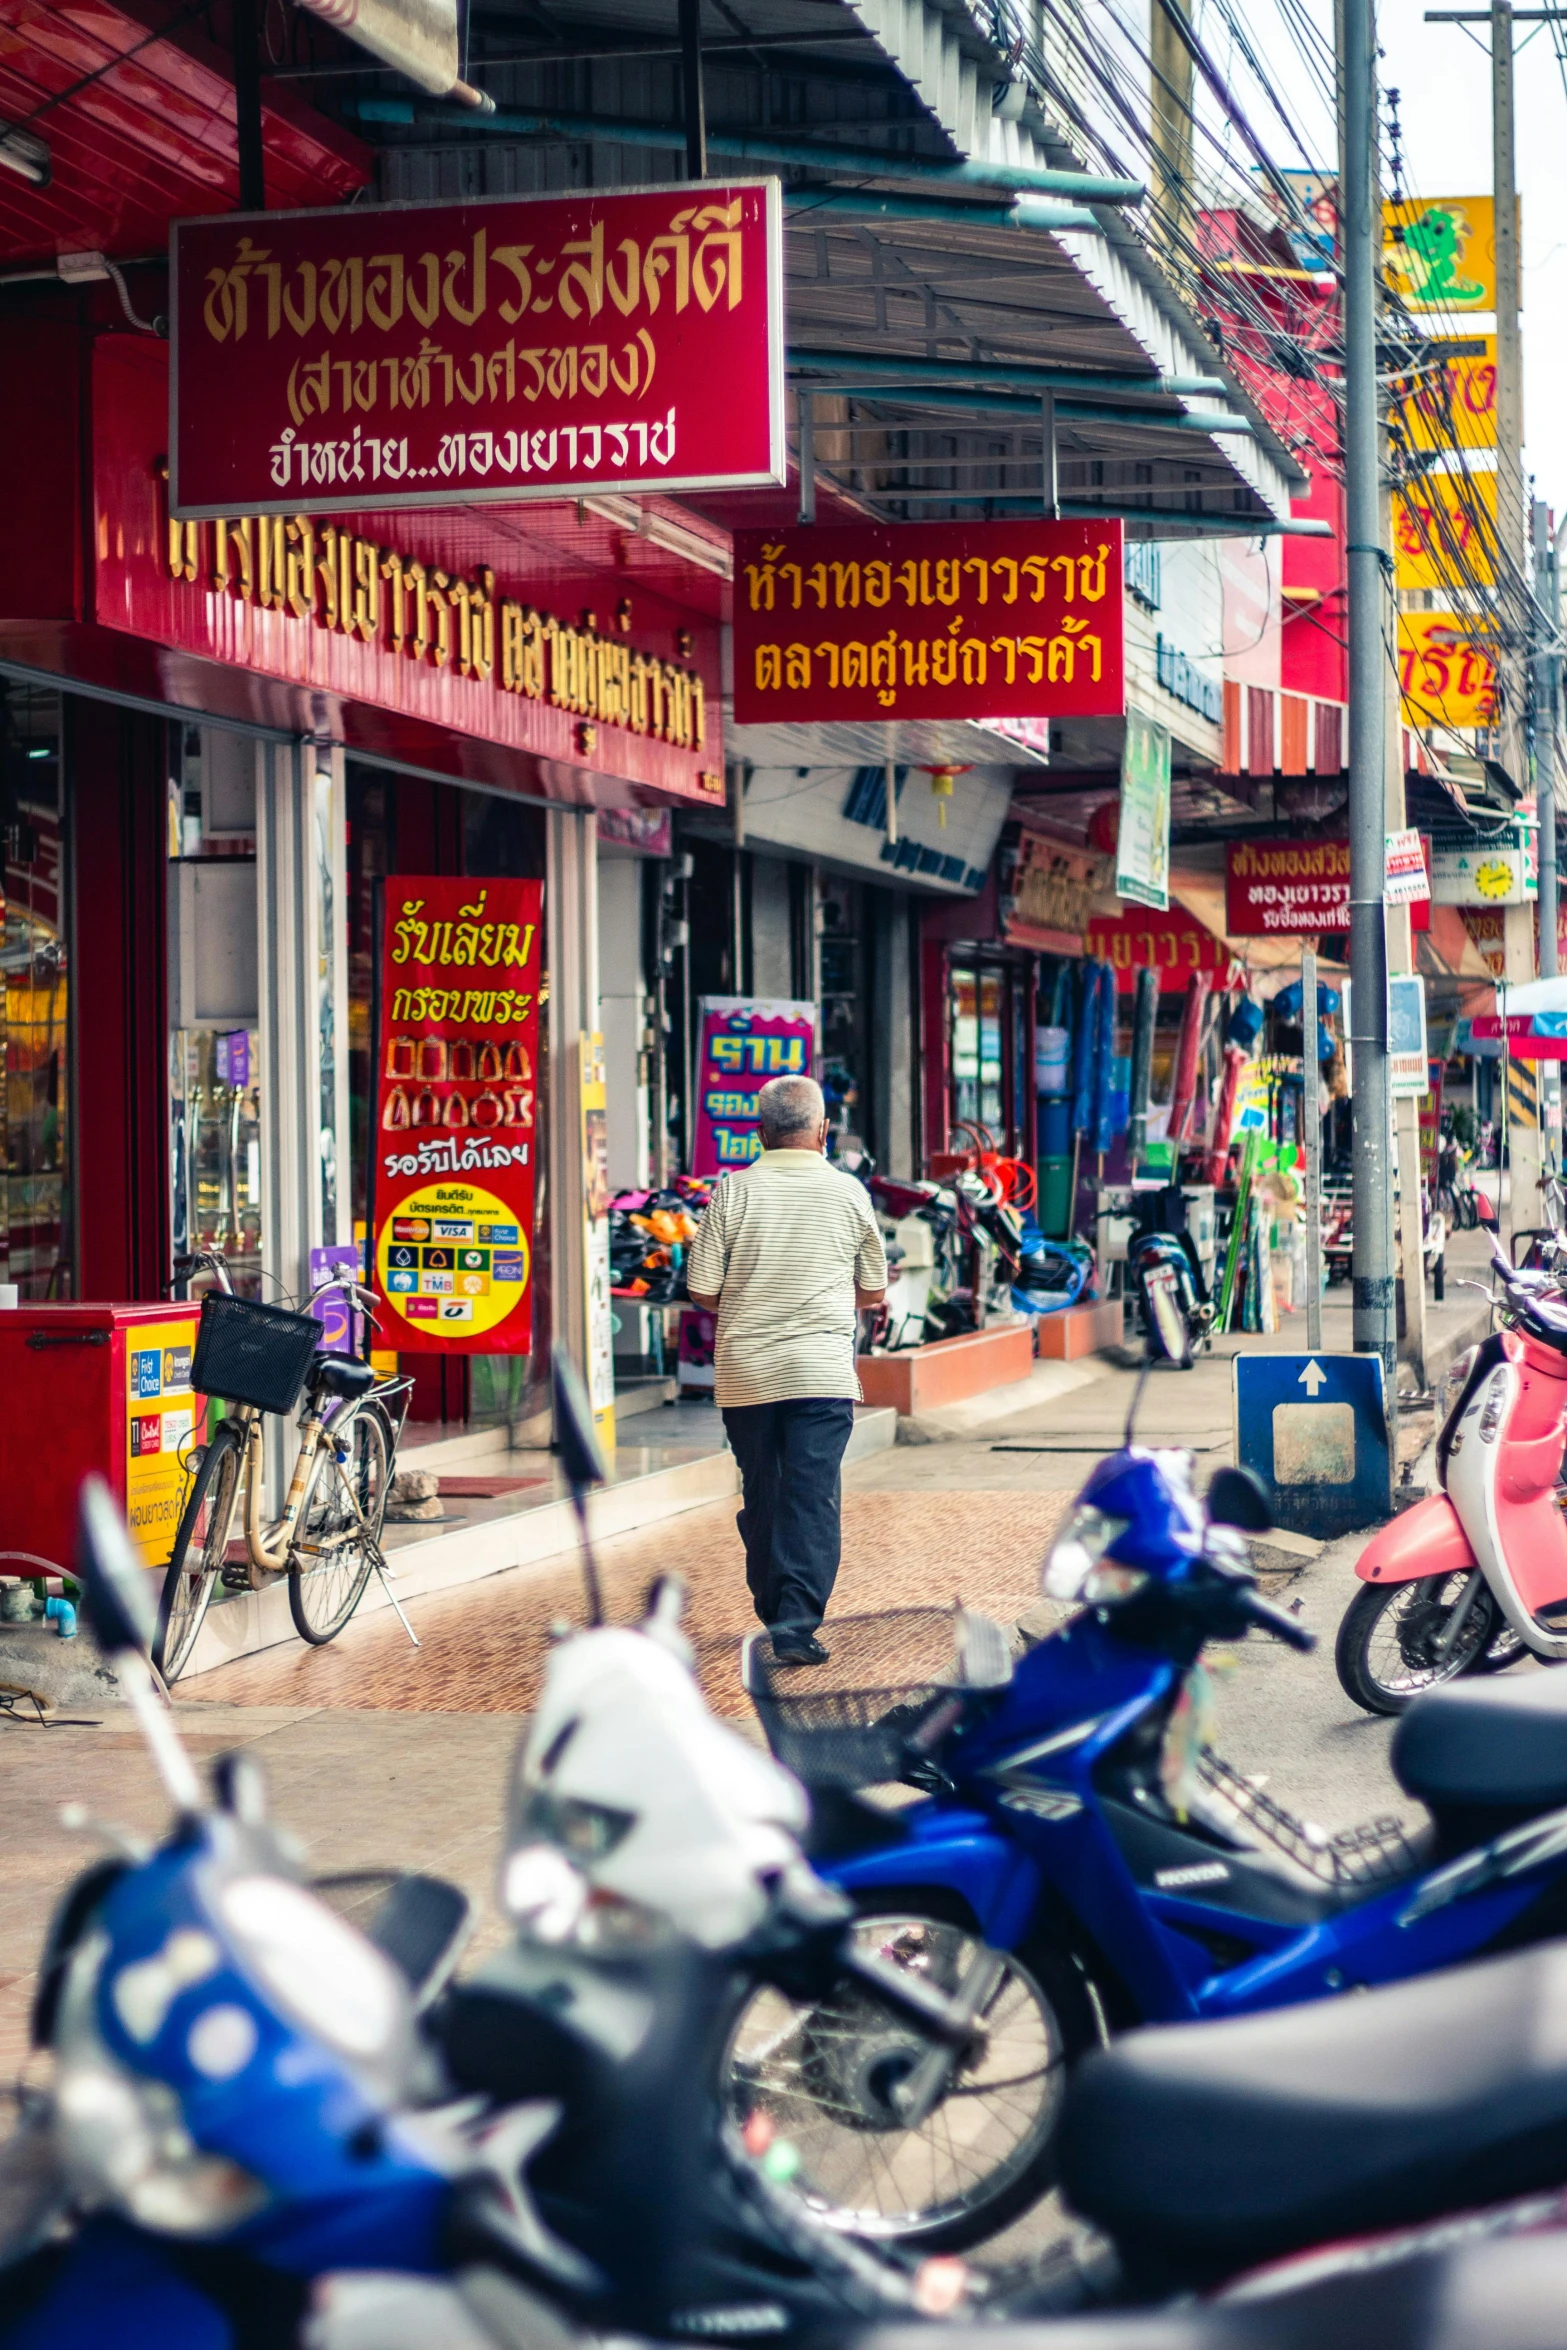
top-left (686, 1149), bottom-right (889, 1408)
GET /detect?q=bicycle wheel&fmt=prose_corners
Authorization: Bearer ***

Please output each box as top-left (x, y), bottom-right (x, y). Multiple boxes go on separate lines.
top-left (289, 1409), bottom-right (388, 1645)
top-left (154, 1426), bottom-right (243, 1683)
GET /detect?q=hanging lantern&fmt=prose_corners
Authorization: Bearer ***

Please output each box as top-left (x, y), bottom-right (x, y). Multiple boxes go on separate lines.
top-left (921, 764), bottom-right (972, 829)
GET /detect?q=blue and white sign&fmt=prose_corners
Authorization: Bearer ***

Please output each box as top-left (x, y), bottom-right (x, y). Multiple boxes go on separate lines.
top-left (1233, 1352), bottom-right (1391, 1537)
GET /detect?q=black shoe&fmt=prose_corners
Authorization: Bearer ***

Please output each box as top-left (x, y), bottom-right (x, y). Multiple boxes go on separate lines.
top-left (771, 1633), bottom-right (830, 1666)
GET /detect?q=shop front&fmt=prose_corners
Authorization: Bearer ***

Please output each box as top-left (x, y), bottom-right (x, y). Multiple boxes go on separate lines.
top-left (0, 310), bottom-right (726, 1444)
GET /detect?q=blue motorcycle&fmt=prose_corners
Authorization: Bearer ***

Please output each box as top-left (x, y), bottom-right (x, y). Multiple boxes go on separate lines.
top-left (736, 1415), bottom-right (1567, 2251)
top-left (0, 1480), bottom-right (594, 2350)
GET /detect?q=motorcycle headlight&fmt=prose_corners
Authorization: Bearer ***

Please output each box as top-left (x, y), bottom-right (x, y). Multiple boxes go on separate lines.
top-left (1042, 1508), bottom-right (1132, 1600)
top-left (501, 1844), bottom-right (590, 1940)
top-left (501, 1843), bottom-right (671, 1952)
top-left (511, 1785), bottom-right (636, 1863)
top-left (218, 1877), bottom-right (405, 2062)
top-left (55, 2046), bottom-right (267, 2236)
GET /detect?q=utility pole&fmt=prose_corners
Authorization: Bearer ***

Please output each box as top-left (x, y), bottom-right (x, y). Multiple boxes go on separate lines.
top-left (1537, 498), bottom-right (1562, 1173)
top-left (1426, 1), bottom-right (1542, 1237)
top-left (1342, 0), bottom-right (1397, 1395)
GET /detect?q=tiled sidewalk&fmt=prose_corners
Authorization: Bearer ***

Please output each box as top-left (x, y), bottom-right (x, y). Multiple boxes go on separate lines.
top-left (178, 1486), bottom-right (1075, 1717)
top-left (0, 1484), bottom-right (1073, 2077)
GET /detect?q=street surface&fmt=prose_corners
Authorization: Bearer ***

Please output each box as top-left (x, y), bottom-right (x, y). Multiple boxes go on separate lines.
top-left (0, 1247), bottom-right (1496, 2225)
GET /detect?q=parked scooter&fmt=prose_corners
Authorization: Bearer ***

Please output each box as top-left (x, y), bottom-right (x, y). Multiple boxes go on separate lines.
top-left (0, 1478), bottom-right (683, 2350)
top-left (1336, 1232), bottom-right (1567, 1712)
top-left (731, 1347), bottom-right (1567, 2249)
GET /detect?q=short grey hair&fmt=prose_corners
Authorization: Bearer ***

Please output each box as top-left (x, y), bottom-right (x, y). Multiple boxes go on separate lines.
top-left (757, 1074), bottom-right (825, 1145)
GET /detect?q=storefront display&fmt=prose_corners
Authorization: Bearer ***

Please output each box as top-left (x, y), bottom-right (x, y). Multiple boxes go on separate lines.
top-left (0, 680), bottom-right (70, 1299)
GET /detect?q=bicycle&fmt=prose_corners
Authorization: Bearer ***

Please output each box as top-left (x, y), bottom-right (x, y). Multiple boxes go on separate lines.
top-left (153, 1249), bottom-right (417, 1685)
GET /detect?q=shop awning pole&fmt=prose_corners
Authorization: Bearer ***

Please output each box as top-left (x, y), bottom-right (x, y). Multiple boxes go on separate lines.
top-left (1303, 948), bottom-right (1323, 1352)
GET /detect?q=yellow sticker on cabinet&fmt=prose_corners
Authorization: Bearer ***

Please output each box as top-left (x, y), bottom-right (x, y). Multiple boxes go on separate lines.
top-left (124, 1317), bottom-right (202, 1567)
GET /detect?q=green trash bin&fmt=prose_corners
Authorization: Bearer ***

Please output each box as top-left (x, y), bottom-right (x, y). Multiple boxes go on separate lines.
top-left (1040, 1155), bottom-right (1074, 1238)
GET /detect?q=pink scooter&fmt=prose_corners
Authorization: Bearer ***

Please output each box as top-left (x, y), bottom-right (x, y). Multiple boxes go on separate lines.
top-left (1337, 1237), bottom-right (1567, 1713)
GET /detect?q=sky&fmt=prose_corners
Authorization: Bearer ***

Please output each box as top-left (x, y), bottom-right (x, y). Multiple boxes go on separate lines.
top-left (1377, 0), bottom-right (1567, 534)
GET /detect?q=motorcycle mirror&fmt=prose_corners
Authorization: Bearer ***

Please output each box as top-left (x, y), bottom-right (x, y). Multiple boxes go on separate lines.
top-left (551, 1346), bottom-right (608, 1628)
top-left (552, 1346), bottom-right (608, 1501)
top-left (76, 1477), bottom-right (204, 1815)
top-left (77, 1474), bottom-right (158, 1657)
top-left (1206, 1464), bottom-right (1274, 1533)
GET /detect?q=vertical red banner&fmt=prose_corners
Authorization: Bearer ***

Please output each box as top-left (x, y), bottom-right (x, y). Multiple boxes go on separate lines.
top-left (372, 877), bottom-right (543, 1354)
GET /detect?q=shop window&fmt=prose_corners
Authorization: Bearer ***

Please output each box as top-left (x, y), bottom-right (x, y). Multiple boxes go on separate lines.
top-left (166, 725), bottom-right (262, 1296)
top-left (947, 956), bottom-right (1025, 1154)
top-left (820, 880), bottom-right (869, 1151)
top-left (0, 682), bottom-right (71, 1298)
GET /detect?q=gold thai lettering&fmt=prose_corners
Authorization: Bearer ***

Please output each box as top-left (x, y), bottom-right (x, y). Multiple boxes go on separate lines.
top-left (442, 232), bottom-right (487, 326)
top-left (211, 517), bottom-right (252, 599)
top-left (154, 496), bottom-right (709, 756)
top-left (285, 517), bottom-right (316, 621)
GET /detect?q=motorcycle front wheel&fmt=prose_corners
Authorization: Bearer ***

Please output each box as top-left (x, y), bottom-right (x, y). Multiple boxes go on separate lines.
top-left (1335, 1572), bottom-right (1505, 1715)
top-left (722, 1910), bottom-right (1089, 2252)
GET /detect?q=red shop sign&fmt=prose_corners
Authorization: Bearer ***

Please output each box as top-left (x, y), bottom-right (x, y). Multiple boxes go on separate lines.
top-left (372, 878), bottom-right (542, 1355)
top-left (1086, 909), bottom-right (1243, 993)
top-left (732, 519), bottom-right (1125, 726)
top-left (172, 182), bottom-right (785, 517)
top-left (1226, 837), bottom-right (1430, 936)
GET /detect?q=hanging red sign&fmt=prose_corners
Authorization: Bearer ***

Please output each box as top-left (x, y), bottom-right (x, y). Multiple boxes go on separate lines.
top-left (171, 181), bottom-right (785, 517)
top-left (1086, 908), bottom-right (1243, 993)
top-left (372, 877), bottom-right (542, 1354)
top-left (732, 519), bottom-right (1125, 725)
top-left (1226, 838), bottom-right (1430, 935)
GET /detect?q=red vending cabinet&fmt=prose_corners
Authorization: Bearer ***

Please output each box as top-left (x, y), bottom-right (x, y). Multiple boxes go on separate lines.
top-left (0, 1305), bottom-right (206, 1578)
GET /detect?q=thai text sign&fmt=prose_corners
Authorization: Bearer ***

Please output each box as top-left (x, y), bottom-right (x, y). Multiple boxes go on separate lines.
top-left (1399, 613), bottom-right (1499, 730)
top-left (1389, 337), bottom-right (1497, 456)
top-left (162, 499), bottom-right (720, 796)
top-left (1227, 838), bottom-right (1431, 935)
top-left (372, 877), bottom-right (542, 1354)
top-left (692, 997), bottom-right (816, 1174)
top-left (1393, 472), bottom-right (1497, 593)
top-left (172, 181), bottom-right (785, 516)
top-left (732, 520), bottom-right (1125, 725)
top-left (1085, 909), bottom-right (1242, 993)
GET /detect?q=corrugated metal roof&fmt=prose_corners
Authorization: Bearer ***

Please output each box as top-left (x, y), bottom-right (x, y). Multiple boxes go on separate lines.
top-left (0, 0), bottom-right (369, 263)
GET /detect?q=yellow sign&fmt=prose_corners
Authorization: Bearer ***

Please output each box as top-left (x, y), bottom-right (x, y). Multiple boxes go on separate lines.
top-left (1392, 470), bottom-right (1498, 592)
top-left (1389, 337), bottom-right (1497, 456)
top-left (375, 1180), bottom-right (532, 1341)
top-left (124, 1317), bottom-right (203, 1567)
top-left (1398, 612), bottom-right (1498, 729)
top-left (1384, 196), bottom-right (1504, 313)
top-left (580, 1032), bottom-right (616, 1449)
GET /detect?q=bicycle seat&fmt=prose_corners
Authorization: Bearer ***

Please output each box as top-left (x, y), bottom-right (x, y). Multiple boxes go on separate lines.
top-left (1393, 1669), bottom-right (1567, 1818)
top-left (1056, 1942), bottom-right (1567, 2284)
top-left (312, 1353), bottom-right (377, 1401)
top-left (860, 2235), bottom-right (1567, 2350)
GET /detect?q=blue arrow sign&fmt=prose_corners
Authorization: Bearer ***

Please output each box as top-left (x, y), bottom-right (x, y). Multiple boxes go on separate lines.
top-left (1232, 1352), bottom-right (1391, 1538)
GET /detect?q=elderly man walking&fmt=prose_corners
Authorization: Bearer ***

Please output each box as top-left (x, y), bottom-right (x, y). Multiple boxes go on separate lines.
top-left (686, 1074), bottom-right (887, 1664)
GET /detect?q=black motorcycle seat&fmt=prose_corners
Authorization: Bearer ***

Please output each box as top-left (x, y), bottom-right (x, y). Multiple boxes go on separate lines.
top-left (311, 1352), bottom-right (377, 1400)
top-left (1393, 1668), bottom-right (1567, 1815)
top-left (854, 2236), bottom-right (1567, 2350)
top-left (1056, 1942), bottom-right (1567, 2282)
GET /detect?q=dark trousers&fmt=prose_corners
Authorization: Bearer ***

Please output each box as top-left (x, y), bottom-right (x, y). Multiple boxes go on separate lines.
top-left (722, 1397), bottom-right (855, 1636)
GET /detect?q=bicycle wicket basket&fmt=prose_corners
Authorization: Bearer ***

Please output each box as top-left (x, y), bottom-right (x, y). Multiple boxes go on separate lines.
top-left (191, 1292), bottom-right (324, 1416)
top-left (744, 1607), bottom-right (995, 1790)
